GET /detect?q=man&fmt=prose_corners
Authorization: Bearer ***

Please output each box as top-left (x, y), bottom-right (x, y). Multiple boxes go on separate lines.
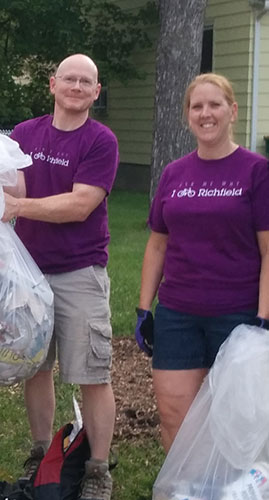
top-left (2, 53), bottom-right (119, 500)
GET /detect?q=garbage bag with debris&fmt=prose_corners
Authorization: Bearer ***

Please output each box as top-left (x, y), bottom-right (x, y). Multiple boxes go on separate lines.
top-left (0, 134), bottom-right (54, 385)
top-left (152, 324), bottom-right (269, 500)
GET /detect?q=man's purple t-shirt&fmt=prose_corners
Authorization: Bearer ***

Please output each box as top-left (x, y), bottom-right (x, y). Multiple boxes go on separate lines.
top-left (149, 147), bottom-right (269, 316)
top-left (11, 115), bottom-right (119, 274)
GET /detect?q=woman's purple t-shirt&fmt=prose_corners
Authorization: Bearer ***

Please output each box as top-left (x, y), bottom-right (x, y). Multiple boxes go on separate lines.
top-left (149, 147), bottom-right (269, 316)
top-left (11, 115), bottom-right (119, 274)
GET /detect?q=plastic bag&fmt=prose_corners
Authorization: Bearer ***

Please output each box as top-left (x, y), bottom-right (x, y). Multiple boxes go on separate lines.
top-left (0, 134), bottom-right (54, 385)
top-left (152, 324), bottom-right (269, 500)
top-left (0, 134), bottom-right (32, 219)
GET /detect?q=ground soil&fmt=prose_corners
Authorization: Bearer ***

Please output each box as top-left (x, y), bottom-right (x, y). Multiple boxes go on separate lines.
top-left (111, 337), bottom-right (160, 444)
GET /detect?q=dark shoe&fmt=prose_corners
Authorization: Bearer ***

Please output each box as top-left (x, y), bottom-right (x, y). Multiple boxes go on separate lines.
top-left (20, 445), bottom-right (45, 480)
top-left (80, 459), bottom-right (113, 500)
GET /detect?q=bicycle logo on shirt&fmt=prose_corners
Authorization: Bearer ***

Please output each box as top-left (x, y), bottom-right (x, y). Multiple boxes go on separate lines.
top-left (171, 188), bottom-right (196, 198)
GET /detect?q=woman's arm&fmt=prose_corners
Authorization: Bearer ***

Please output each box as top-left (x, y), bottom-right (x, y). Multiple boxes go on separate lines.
top-left (257, 230), bottom-right (269, 319)
top-left (138, 230), bottom-right (168, 310)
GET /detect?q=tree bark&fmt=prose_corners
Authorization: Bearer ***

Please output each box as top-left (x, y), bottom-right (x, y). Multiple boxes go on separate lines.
top-left (150, 0), bottom-right (208, 200)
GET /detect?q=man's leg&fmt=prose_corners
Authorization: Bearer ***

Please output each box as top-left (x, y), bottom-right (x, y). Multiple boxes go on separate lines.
top-left (24, 369), bottom-right (55, 443)
top-left (80, 383), bottom-right (115, 461)
top-left (22, 369), bottom-right (55, 478)
top-left (51, 266), bottom-right (115, 499)
top-left (79, 383), bottom-right (115, 500)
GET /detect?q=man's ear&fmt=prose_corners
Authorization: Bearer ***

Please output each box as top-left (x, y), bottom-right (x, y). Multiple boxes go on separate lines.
top-left (94, 83), bottom-right (102, 101)
top-left (49, 76), bottom-right (56, 95)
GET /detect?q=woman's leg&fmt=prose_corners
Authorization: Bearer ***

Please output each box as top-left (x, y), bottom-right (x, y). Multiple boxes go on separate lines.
top-left (153, 367), bottom-right (207, 453)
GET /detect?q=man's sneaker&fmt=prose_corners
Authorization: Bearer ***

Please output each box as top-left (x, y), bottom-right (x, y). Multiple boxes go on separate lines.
top-left (20, 445), bottom-right (45, 480)
top-left (80, 459), bottom-right (113, 500)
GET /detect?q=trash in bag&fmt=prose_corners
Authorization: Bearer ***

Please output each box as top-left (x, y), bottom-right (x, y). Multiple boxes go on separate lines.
top-left (0, 134), bottom-right (54, 385)
top-left (0, 134), bottom-right (33, 219)
top-left (152, 324), bottom-right (269, 500)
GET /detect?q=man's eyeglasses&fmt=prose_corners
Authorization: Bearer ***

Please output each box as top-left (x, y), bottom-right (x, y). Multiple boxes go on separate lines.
top-left (55, 75), bottom-right (96, 89)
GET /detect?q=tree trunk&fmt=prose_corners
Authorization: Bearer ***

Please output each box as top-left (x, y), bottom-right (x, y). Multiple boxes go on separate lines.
top-left (150, 0), bottom-right (208, 200)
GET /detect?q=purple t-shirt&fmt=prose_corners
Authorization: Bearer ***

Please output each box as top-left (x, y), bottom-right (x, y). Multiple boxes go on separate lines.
top-left (149, 147), bottom-right (269, 316)
top-left (11, 115), bottom-right (119, 273)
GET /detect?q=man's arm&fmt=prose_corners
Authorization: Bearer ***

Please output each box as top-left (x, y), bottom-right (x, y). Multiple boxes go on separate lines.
top-left (1, 182), bottom-right (106, 223)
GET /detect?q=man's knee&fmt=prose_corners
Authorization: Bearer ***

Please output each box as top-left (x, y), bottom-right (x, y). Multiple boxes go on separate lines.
top-left (80, 382), bottom-right (113, 397)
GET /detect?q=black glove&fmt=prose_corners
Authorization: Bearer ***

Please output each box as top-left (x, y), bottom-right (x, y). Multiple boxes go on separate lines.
top-left (252, 316), bottom-right (269, 330)
top-left (135, 308), bottom-right (154, 357)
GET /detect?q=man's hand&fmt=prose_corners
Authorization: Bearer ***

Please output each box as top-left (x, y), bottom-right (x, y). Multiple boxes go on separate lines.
top-left (135, 308), bottom-right (154, 357)
top-left (1, 193), bottom-right (20, 222)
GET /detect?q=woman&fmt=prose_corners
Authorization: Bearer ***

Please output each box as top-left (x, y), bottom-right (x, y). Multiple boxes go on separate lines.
top-left (135, 73), bottom-right (269, 453)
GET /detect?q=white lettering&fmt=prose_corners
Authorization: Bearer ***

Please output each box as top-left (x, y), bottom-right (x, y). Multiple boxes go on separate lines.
top-left (198, 187), bottom-right (242, 198)
top-left (171, 186), bottom-right (243, 199)
top-left (29, 152), bottom-right (70, 167)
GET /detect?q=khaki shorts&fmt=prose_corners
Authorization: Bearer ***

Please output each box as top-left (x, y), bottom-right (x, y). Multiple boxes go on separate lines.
top-left (41, 266), bottom-right (112, 384)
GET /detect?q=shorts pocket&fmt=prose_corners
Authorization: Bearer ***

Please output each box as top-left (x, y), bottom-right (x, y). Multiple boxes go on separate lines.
top-left (88, 321), bottom-right (112, 368)
top-left (89, 266), bottom-right (110, 299)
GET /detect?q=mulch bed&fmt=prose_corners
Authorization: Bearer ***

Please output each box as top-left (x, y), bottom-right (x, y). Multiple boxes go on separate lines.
top-left (111, 337), bottom-right (160, 443)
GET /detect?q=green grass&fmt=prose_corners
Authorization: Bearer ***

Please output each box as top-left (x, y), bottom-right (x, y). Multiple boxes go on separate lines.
top-left (108, 190), bottom-right (151, 335)
top-left (113, 440), bottom-right (165, 500)
top-left (0, 191), bottom-right (164, 498)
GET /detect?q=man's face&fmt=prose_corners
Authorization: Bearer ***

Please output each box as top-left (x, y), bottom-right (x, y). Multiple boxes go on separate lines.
top-left (50, 57), bottom-right (101, 114)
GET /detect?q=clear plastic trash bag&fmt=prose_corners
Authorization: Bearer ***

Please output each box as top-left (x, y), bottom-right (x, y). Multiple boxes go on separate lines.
top-left (152, 324), bottom-right (269, 500)
top-left (0, 134), bottom-right (33, 219)
top-left (0, 134), bottom-right (54, 385)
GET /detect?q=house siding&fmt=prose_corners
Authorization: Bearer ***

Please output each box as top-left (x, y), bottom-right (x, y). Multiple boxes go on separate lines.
top-left (104, 0), bottom-right (269, 173)
top-left (102, 31), bottom-right (157, 166)
top-left (206, 0), bottom-right (253, 149)
top-left (257, 13), bottom-right (269, 154)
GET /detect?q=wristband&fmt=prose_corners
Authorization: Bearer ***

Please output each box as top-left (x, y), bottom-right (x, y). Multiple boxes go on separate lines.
top-left (256, 316), bottom-right (269, 329)
top-left (136, 307), bottom-right (150, 317)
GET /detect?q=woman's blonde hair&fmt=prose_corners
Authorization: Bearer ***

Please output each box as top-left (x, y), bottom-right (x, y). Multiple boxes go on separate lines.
top-left (183, 72), bottom-right (236, 119)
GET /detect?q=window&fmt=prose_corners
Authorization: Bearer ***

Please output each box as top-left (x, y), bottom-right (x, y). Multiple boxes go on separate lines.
top-left (93, 79), bottom-right (108, 114)
top-left (200, 27), bottom-right (213, 73)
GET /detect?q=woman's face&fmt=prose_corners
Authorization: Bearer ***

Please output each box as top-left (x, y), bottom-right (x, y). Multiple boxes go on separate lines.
top-left (187, 82), bottom-right (238, 149)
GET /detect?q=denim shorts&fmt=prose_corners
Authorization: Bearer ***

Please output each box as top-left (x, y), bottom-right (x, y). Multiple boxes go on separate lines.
top-left (41, 266), bottom-right (112, 384)
top-left (152, 303), bottom-right (257, 370)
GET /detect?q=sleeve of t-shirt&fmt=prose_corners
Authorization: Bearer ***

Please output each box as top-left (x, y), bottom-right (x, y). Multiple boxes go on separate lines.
top-left (148, 168), bottom-right (169, 234)
top-left (252, 158), bottom-right (269, 231)
top-left (73, 129), bottom-right (119, 194)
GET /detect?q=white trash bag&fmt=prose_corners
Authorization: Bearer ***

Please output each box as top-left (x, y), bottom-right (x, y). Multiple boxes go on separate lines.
top-left (0, 134), bottom-right (54, 385)
top-left (153, 324), bottom-right (269, 500)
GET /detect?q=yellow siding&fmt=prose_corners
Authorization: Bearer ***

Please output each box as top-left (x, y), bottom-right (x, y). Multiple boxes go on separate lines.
top-left (257, 13), bottom-right (269, 155)
top-left (104, 0), bottom-right (269, 165)
top-left (206, 0), bottom-right (253, 149)
top-left (105, 18), bottom-right (157, 165)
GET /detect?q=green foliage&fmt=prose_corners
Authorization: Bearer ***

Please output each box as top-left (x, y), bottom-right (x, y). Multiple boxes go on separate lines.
top-left (0, 0), bottom-right (158, 126)
top-left (0, 67), bottom-right (33, 127)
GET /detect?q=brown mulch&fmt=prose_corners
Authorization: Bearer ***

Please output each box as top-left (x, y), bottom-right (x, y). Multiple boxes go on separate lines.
top-left (111, 337), bottom-right (160, 443)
